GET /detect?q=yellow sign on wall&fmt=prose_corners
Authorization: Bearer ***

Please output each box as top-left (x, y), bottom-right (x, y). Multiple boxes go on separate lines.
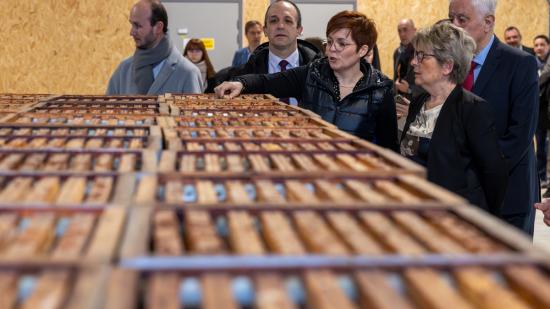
top-left (201, 38), bottom-right (215, 50)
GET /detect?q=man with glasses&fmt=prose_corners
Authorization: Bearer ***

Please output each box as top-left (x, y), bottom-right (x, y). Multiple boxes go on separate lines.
top-left (449, 0), bottom-right (539, 236)
top-left (206, 0), bottom-right (321, 103)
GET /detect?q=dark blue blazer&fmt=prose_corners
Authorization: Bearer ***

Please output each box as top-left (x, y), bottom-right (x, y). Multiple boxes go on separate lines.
top-left (472, 37), bottom-right (539, 216)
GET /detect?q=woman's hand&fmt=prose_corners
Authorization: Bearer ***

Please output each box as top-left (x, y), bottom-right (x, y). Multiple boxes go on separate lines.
top-left (214, 81), bottom-right (244, 99)
top-left (395, 95), bottom-right (410, 119)
top-left (535, 199), bottom-right (550, 226)
top-left (395, 79), bottom-right (410, 93)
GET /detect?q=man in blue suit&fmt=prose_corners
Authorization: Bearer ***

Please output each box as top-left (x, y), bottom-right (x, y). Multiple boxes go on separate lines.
top-left (449, 0), bottom-right (539, 235)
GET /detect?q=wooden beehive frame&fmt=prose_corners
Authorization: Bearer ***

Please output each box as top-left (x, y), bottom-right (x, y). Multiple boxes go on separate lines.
top-left (0, 148), bottom-right (157, 172)
top-left (103, 263), bottom-right (550, 309)
top-left (0, 172), bottom-right (135, 207)
top-left (0, 207), bottom-right (126, 264)
top-left (0, 112), bottom-right (161, 125)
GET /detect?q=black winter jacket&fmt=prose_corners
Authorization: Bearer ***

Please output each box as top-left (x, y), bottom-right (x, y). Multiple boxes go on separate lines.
top-left (205, 40), bottom-right (321, 93)
top-left (236, 57), bottom-right (399, 151)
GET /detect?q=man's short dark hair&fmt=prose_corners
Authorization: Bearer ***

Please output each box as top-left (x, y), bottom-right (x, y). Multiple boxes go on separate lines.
top-left (534, 34), bottom-right (550, 44)
top-left (264, 0), bottom-right (302, 28)
top-left (505, 26), bottom-right (521, 37)
top-left (148, 0), bottom-right (168, 34)
top-left (245, 20), bottom-right (262, 34)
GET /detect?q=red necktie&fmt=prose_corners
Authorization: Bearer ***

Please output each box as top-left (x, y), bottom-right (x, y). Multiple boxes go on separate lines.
top-left (279, 60), bottom-right (290, 104)
top-left (462, 61), bottom-right (476, 91)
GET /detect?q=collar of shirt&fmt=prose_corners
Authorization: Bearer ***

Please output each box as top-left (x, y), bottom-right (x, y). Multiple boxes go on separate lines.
top-left (152, 59), bottom-right (167, 79)
top-left (268, 48), bottom-right (300, 74)
top-left (472, 34), bottom-right (494, 82)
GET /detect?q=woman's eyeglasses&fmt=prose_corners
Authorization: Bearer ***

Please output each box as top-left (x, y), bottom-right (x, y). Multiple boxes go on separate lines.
top-left (414, 51), bottom-right (437, 63)
top-left (325, 39), bottom-right (355, 52)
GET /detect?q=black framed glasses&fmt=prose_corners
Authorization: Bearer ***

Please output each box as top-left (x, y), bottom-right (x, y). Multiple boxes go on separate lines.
top-left (414, 51), bottom-right (437, 63)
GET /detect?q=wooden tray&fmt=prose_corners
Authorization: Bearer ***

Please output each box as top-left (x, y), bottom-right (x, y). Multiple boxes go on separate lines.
top-left (0, 124), bottom-right (162, 150)
top-left (164, 126), bottom-right (350, 140)
top-left (164, 136), bottom-right (390, 152)
top-left (157, 148), bottom-right (424, 177)
top-left (0, 173), bottom-right (134, 206)
top-left (103, 263), bottom-right (550, 309)
top-left (131, 173), bottom-right (463, 207)
top-left (120, 207), bottom-right (518, 259)
top-left (170, 115), bottom-right (336, 129)
top-left (42, 94), bottom-right (159, 104)
top-left (0, 149), bottom-right (157, 172)
top-left (0, 207), bottom-right (125, 263)
top-left (1, 113), bottom-right (160, 125)
top-left (0, 265), bottom-right (106, 309)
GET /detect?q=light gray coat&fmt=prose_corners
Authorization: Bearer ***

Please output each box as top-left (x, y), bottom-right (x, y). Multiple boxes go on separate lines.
top-left (106, 47), bottom-right (202, 95)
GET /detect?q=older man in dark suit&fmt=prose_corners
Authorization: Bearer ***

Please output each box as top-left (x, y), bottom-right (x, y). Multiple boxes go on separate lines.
top-left (449, 0), bottom-right (539, 236)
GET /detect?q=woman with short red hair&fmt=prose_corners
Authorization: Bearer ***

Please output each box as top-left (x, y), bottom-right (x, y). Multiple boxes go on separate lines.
top-left (215, 11), bottom-right (398, 151)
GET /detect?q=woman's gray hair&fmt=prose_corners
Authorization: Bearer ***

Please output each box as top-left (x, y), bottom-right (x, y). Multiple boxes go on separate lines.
top-left (413, 21), bottom-right (477, 84)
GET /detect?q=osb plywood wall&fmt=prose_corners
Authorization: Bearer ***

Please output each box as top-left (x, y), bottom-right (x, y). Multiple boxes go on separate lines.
top-left (0, 0), bottom-right (547, 94)
top-left (0, 1), bottom-right (136, 94)
top-left (359, 0), bottom-right (549, 77)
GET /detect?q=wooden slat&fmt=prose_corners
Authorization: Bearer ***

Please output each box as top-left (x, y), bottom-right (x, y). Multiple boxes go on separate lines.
top-left (260, 212), bottom-right (305, 255)
top-left (423, 211), bottom-right (505, 253)
top-left (392, 212), bottom-right (466, 254)
top-left (326, 212), bottom-right (384, 254)
top-left (374, 180), bottom-right (422, 203)
top-left (180, 154), bottom-right (196, 172)
top-left (255, 180), bottom-right (285, 203)
top-left (159, 151), bottom-right (177, 172)
top-left (291, 154), bottom-right (319, 172)
top-left (0, 214), bottom-right (18, 251)
top-left (196, 180), bottom-right (218, 204)
top-left (249, 154), bottom-right (271, 172)
top-left (135, 175), bottom-right (157, 204)
top-left (5, 214), bottom-right (55, 257)
top-left (228, 211), bottom-right (265, 254)
top-left (312, 154), bottom-right (341, 171)
top-left (56, 176), bottom-right (87, 205)
top-left (52, 213), bottom-right (96, 259)
top-left (285, 180), bottom-right (319, 203)
top-left (86, 177), bottom-right (114, 204)
top-left (185, 210), bottom-right (224, 253)
top-left (255, 273), bottom-right (296, 309)
top-left (85, 208), bottom-right (126, 262)
top-left (226, 155), bottom-right (244, 172)
top-left (355, 271), bottom-right (414, 309)
top-left (454, 267), bottom-right (529, 309)
top-left (226, 181), bottom-right (252, 204)
top-left (202, 273), bottom-right (238, 309)
top-left (336, 154), bottom-right (369, 171)
top-left (270, 154), bottom-right (295, 172)
top-left (146, 273), bottom-right (181, 309)
top-left (118, 153), bottom-right (137, 172)
top-left (344, 180), bottom-right (388, 204)
top-left (153, 210), bottom-right (184, 256)
top-left (503, 265), bottom-right (550, 308)
top-left (0, 272), bottom-right (17, 308)
top-left (404, 268), bottom-right (473, 309)
top-left (22, 271), bottom-right (71, 309)
top-left (0, 177), bottom-right (33, 203)
top-left (164, 181), bottom-right (183, 204)
top-left (359, 212), bottom-right (426, 255)
top-left (304, 270), bottom-right (356, 309)
top-left (315, 180), bottom-right (356, 203)
top-left (94, 154), bottom-right (114, 171)
top-left (25, 176), bottom-right (61, 204)
top-left (293, 211), bottom-right (348, 255)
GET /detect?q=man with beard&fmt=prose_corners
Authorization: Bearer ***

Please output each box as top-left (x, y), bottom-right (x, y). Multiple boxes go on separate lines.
top-left (206, 0), bottom-right (322, 104)
top-left (107, 0), bottom-right (202, 95)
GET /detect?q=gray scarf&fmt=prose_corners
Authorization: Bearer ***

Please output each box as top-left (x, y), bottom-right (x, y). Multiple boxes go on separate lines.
top-left (133, 35), bottom-right (172, 94)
